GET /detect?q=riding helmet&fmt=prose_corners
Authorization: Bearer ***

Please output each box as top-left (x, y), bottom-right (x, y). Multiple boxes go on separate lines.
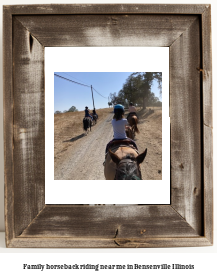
top-left (114, 104), bottom-right (124, 113)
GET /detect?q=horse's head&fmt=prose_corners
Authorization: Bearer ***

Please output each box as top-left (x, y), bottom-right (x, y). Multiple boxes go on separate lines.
top-left (108, 148), bottom-right (147, 180)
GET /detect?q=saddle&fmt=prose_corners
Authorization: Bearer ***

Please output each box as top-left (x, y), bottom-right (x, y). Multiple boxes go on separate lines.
top-left (108, 139), bottom-right (138, 152)
top-left (83, 116), bottom-right (92, 121)
top-left (104, 139), bottom-right (139, 165)
top-left (128, 112), bottom-right (137, 116)
top-left (127, 112), bottom-right (137, 119)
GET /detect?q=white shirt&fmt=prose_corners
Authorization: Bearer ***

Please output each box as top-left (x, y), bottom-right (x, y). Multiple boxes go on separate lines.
top-left (112, 118), bottom-right (128, 139)
top-left (129, 106), bottom-right (136, 113)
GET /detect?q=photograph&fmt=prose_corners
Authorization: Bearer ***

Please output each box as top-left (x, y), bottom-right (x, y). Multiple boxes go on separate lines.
top-left (45, 47), bottom-right (169, 205)
top-left (1, 2), bottom-right (215, 269)
top-left (54, 72), bottom-right (162, 180)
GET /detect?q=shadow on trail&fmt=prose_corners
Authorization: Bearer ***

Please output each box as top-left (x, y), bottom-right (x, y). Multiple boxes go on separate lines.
top-left (63, 133), bottom-right (85, 143)
top-left (137, 108), bottom-right (156, 124)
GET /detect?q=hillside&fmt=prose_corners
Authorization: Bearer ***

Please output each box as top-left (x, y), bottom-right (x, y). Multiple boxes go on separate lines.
top-left (54, 108), bottom-right (113, 166)
top-left (54, 107), bottom-right (162, 180)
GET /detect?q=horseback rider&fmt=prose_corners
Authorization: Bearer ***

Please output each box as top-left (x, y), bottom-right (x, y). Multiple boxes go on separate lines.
top-left (105, 104), bottom-right (137, 154)
top-left (84, 106), bottom-right (93, 120)
top-left (127, 102), bottom-right (138, 120)
top-left (92, 108), bottom-right (98, 119)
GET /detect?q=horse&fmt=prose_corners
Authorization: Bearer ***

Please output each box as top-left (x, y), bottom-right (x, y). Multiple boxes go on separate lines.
top-left (90, 113), bottom-right (97, 125)
top-left (83, 117), bottom-right (92, 135)
top-left (127, 113), bottom-right (139, 135)
top-left (104, 143), bottom-right (147, 180)
top-left (125, 125), bottom-right (135, 140)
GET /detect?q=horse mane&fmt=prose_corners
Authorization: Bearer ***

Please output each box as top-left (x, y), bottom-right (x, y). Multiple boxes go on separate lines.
top-left (115, 155), bottom-right (141, 180)
top-left (125, 154), bottom-right (135, 160)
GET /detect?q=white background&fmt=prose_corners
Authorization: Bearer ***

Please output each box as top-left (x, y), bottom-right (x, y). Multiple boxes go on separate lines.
top-left (45, 47), bottom-right (170, 204)
top-left (0, 0), bottom-right (216, 277)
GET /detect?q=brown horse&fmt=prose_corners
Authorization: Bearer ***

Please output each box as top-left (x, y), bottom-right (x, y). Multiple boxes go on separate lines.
top-left (127, 113), bottom-right (139, 135)
top-left (104, 146), bottom-right (147, 180)
top-left (125, 126), bottom-right (135, 140)
top-left (90, 113), bottom-right (97, 125)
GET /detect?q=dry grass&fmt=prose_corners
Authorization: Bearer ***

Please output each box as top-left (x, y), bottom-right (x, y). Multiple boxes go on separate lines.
top-left (54, 108), bottom-right (113, 161)
top-left (54, 106), bottom-right (162, 180)
top-left (136, 106), bottom-right (162, 180)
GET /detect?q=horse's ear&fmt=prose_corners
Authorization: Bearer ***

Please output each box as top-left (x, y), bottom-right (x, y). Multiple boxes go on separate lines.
top-left (109, 149), bottom-right (121, 164)
top-left (136, 148), bottom-right (147, 164)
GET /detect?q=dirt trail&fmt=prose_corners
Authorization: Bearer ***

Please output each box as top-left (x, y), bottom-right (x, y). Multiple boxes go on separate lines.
top-left (54, 107), bottom-right (162, 180)
top-left (135, 108), bottom-right (162, 180)
top-left (55, 113), bottom-right (114, 180)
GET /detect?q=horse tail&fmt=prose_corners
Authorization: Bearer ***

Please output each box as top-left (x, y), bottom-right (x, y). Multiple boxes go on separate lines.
top-left (125, 128), bottom-right (130, 138)
top-left (83, 118), bottom-right (88, 131)
top-left (128, 127), bottom-right (134, 139)
top-left (94, 115), bottom-right (97, 124)
top-left (132, 116), bottom-right (139, 133)
top-left (89, 118), bottom-right (91, 131)
top-left (131, 125), bottom-right (135, 136)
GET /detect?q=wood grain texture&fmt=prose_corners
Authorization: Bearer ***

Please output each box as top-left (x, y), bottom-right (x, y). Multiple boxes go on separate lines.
top-left (3, 7), bottom-right (14, 247)
top-left (170, 17), bottom-right (202, 234)
top-left (20, 205), bottom-right (199, 238)
top-left (16, 15), bottom-right (197, 47)
top-left (201, 6), bottom-right (213, 244)
top-left (8, 237), bottom-right (212, 248)
top-left (12, 17), bottom-right (45, 237)
top-left (3, 4), bottom-right (212, 248)
top-left (202, 6), bottom-right (212, 129)
top-left (3, 4), bottom-right (207, 15)
top-left (203, 126), bottom-right (213, 243)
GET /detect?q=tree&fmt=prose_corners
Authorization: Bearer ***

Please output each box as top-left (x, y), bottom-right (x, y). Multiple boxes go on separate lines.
top-left (68, 106), bottom-right (78, 112)
top-left (148, 92), bottom-right (162, 107)
top-left (122, 74), bottom-right (143, 105)
top-left (109, 92), bottom-right (121, 105)
top-left (109, 72), bottom-right (162, 110)
top-left (54, 110), bottom-right (62, 114)
top-left (128, 72), bottom-right (162, 109)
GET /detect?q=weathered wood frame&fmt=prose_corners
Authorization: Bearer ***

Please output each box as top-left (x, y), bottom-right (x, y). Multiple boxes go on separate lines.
top-left (3, 4), bottom-right (212, 248)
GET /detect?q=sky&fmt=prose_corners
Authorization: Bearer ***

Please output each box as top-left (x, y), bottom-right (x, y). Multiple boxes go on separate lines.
top-left (54, 72), bottom-right (161, 112)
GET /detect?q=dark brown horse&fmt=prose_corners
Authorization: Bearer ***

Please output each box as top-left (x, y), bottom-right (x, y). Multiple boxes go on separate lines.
top-left (104, 145), bottom-right (147, 180)
top-left (90, 113), bottom-right (97, 125)
top-left (83, 117), bottom-right (92, 135)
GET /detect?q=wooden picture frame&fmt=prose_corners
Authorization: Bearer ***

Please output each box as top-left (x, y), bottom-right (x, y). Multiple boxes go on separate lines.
top-left (3, 4), bottom-right (213, 248)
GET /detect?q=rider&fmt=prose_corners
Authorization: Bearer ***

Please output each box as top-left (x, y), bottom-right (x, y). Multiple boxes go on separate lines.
top-left (84, 106), bottom-right (93, 120)
top-left (92, 108), bottom-right (98, 119)
top-left (127, 102), bottom-right (138, 120)
top-left (105, 104), bottom-right (137, 154)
